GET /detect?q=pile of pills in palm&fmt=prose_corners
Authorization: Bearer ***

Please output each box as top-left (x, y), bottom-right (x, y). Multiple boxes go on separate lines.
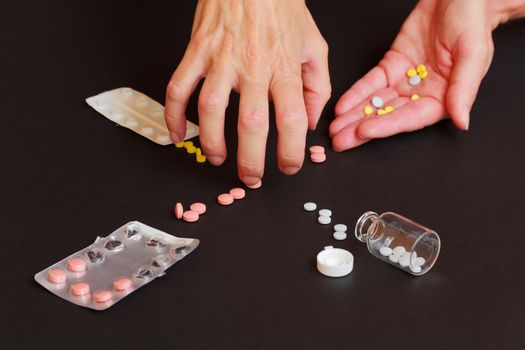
top-left (363, 96), bottom-right (394, 117)
top-left (175, 201), bottom-right (207, 223)
top-left (175, 141), bottom-right (207, 163)
top-left (308, 145), bottom-right (326, 163)
top-left (378, 244), bottom-right (426, 273)
top-left (34, 221), bottom-right (199, 310)
top-left (407, 64), bottom-right (428, 86)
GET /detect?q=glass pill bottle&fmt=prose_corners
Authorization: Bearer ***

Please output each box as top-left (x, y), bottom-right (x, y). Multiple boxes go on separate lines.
top-left (354, 211), bottom-right (441, 275)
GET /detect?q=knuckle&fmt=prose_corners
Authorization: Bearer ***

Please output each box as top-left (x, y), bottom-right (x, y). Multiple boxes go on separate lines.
top-left (189, 33), bottom-right (210, 55)
top-left (166, 81), bottom-right (185, 102)
top-left (199, 91), bottom-right (226, 112)
top-left (245, 44), bottom-right (264, 65)
top-left (239, 107), bottom-right (267, 132)
top-left (200, 136), bottom-right (222, 152)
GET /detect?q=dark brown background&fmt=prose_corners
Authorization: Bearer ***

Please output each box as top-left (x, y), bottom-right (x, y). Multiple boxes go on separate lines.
top-left (2, 0), bottom-right (525, 349)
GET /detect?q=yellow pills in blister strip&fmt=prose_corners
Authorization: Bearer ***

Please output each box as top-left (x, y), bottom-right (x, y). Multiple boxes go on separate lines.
top-left (364, 106), bottom-right (374, 116)
top-left (407, 68), bottom-right (417, 78)
top-left (411, 94), bottom-right (420, 101)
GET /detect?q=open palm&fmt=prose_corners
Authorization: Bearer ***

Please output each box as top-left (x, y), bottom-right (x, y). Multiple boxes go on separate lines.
top-left (330, 0), bottom-right (495, 151)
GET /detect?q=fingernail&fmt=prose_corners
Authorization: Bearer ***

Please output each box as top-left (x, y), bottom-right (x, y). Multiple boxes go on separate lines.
top-left (241, 176), bottom-right (260, 186)
top-left (281, 166), bottom-right (300, 175)
top-left (169, 131), bottom-right (182, 143)
top-left (207, 155), bottom-right (225, 166)
top-left (461, 107), bottom-right (470, 131)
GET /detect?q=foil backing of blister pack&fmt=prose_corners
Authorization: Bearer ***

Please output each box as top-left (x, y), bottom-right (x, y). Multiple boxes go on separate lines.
top-left (86, 87), bottom-right (199, 145)
top-left (34, 221), bottom-right (199, 311)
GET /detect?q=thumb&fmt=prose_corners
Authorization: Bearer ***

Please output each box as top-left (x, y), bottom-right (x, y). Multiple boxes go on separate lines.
top-left (446, 36), bottom-right (493, 130)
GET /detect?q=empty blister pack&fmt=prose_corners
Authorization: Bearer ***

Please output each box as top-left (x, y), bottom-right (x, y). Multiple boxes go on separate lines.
top-left (86, 87), bottom-right (199, 145)
top-left (34, 221), bottom-right (199, 310)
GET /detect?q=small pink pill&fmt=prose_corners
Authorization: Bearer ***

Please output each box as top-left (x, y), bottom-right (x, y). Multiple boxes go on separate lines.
top-left (113, 278), bottom-right (132, 291)
top-left (189, 202), bottom-right (206, 214)
top-left (217, 193), bottom-right (234, 205)
top-left (70, 282), bottom-right (90, 296)
top-left (246, 180), bottom-right (262, 189)
top-left (93, 290), bottom-right (113, 304)
top-left (310, 153), bottom-right (327, 163)
top-left (175, 202), bottom-right (183, 219)
top-left (47, 268), bottom-right (67, 284)
top-left (67, 257), bottom-right (86, 273)
top-left (309, 145), bottom-right (325, 154)
top-left (229, 188), bottom-right (246, 200)
top-left (183, 210), bottom-right (200, 222)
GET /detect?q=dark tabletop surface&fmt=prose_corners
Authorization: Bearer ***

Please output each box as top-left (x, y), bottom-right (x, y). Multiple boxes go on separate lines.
top-left (2, 0), bottom-right (525, 349)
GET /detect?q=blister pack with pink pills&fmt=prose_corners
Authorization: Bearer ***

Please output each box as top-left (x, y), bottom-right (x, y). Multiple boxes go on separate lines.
top-left (86, 87), bottom-right (199, 145)
top-left (34, 221), bottom-right (199, 311)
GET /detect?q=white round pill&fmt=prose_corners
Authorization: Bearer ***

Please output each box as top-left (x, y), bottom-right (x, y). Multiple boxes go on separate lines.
top-left (108, 110), bottom-right (123, 121)
top-left (389, 254), bottom-right (400, 263)
top-left (126, 118), bottom-right (139, 127)
top-left (333, 231), bottom-right (347, 241)
top-left (318, 215), bottom-right (331, 225)
top-left (399, 252), bottom-right (410, 267)
top-left (410, 264), bottom-right (422, 273)
top-left (379, 246), bottom-right (393, 257)
top-left (319, 209), bottom-right (332, 217)
top-left (392, 246), bottom-right (406, 256)
top-left (416, 257), bottom-right (426, 266)
top-left (121, 87), bottom-right (133, 97)
top-left (136, 96), bottom-right (148, 107)
top-left (371, 96), bottom-right (384, 108)
top-left (334, 224), bottom-right (347, 232)
top-left (303, 202), bottom-right (317, 211)
top-left (409, 75), bottom-right (421, 86)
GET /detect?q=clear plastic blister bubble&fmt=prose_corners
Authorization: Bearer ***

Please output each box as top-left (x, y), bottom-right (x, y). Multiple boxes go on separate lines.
top-left (34, 221), bottom-right (199, 311)
top-left (86, 87), bottom-right (199, 145)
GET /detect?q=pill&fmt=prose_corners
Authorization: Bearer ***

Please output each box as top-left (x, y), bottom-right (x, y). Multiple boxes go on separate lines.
top-left (156, 134), bottom-right (171, 143)
top-left (410, 94), bottom-right (420, 101)
top-left (182, 210), bottom-right (199, 222)
top-left (152, 106), bottom-right (163, 117)
top-left (121, 87), bottom-right (133, 97)
top-left (195, 148), bottom-right (202, 156)
top-left (411, 264), bottom-right (422, 273)
top-left (388, 254), bottom-right (400, 263)
top-left (109, 110), bottom-right (123, 121)
top-left (333, 231), bottom-right (347, 240)
top-left (186, 145), bottom-right (197, 154)
top-left (304, 202), bottom-right (317, 211)
top-left (309, 145), bottom-right (325, 154)
top-left (334, 224), bottom-right (347, 232)
top-left (318, 215), bottom-right (331, 225)
top-left (384, 106), bottom-right (394, 114)
top-left (310, 153), bottom-right (326, 163)
top-left (416, 64), bottom-right (426, 73)
top-left (379, 246), bottom-right (393, 256)
top-left (319, 209), bottom-right (332, 217)
top-left (408, 75), bottom-right (421, 86)
top-left (399, 252), bottom-right (410, 267)
top-left (67, 257), bottom-right (87, 273)
top-left (419, 70), bottom-right (428, 79)
top-left (377, 109), bottom-right (386, 116)
top-left (47, 268), bottom-right (67, 284)
top-left (416, 257), bottom-right (426, 266)
top-left (371, 96), bottom-right (384, 108)
top-left (196, 155), bottom-right (207, 163)
top-left (126, 118), bottom-right (139, 127)
top-left (70, 282), bottom-right (90, 296)
top-left (175, 142), bottom-right (185, 148)
top-left (407, 68), bottom-right (417, 77)
top-left (189, 202), bottom-right (207, 214)
top-left (141, 126), bottom-right (154, 135)
top-left (392, 246), bottom-right (406, 256)
top-left (174, 202), bottom-right (183, 219)
top-left (246, 180), bottom-right (262, 189)
top-left (183, 141), bottom-right (194, 148)
top-left (93, 290), bottom-right (113, 304)
top-left (136, 96), bottom-right (148, 107)
top-left (363, 105), bottom-right (374, 116)
top-left (113, 278), bottom-right (132, 291)
top-left (229, 188), bottom-right (246, 200)
top-left (217, 193), bottom-right (234, 205)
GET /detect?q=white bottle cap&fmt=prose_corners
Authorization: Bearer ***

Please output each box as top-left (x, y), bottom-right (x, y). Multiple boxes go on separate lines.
top-left (316, 246), bottom-right (354, 277)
